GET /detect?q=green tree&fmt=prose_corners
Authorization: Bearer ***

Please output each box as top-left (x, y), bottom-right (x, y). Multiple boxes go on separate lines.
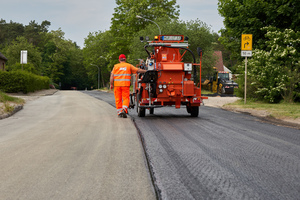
top-left (38, 29), bottom-right (88, 90)
top-left (0, 19), bottom-right (88, 90)
top-left (43, 29), bottom-right (87, 89)
top-left (212, 33), bottom-right (236, 72)
top-left (0, 19), bottom-right (51, 50)
top-left (3, 36), bottom-right (42, 74)
top-left (83, 30), bottom-right (113, 88)
top-left (218, 0), bottom-right (300, 61)
top-left (24, 20), bottom-right (51, 47)
top-left (69, 47), bottom-right (89, 90)
top-left (110, 0), bottom-right (179, 67)
top-left (236, 27), bottom-right (300, 103)
top-left (0, 19), bottom-right (24, 49)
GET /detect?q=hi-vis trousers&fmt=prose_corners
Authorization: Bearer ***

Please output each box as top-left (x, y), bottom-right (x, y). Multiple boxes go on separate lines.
top-left (114, 86), bottom-right (130, 114)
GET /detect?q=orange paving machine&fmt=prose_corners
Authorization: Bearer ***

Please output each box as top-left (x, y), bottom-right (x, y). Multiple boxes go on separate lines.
top-left (130, 35), bottom-right (207, 117)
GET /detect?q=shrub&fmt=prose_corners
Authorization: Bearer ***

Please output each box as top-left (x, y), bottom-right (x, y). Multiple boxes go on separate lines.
top-left (0, 71), bottom-right (50, 93)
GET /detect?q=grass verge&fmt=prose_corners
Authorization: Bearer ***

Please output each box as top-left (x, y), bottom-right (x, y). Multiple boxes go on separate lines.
top-left (0, 91), bottom-right (25, 104)
top-left (201, 89), bottom-right (214, 95)
top-left (0, 91), bottom-right (25, 114)
top-left (226, 99), bottom-right (300, 119)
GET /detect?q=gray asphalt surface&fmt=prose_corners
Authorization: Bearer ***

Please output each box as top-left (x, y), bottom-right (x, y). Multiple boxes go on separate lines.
top-left (0, 91), bottom-right (155, 200)
top-left (83, 90), bottom-right (300, 200)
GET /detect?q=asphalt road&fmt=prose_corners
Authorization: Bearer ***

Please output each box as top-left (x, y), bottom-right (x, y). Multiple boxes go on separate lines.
top-left (84, 90), bottom-right (300, 200)
top-left (0, 91), bottom-right (155, 200)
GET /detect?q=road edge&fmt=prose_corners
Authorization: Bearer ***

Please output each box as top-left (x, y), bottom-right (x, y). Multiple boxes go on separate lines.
top-left (131, 117), bottom-right (162, 200)
top-left (221, 106), bottom-right (300, 130)
top-left (0, 89), bottom-right (58, 120)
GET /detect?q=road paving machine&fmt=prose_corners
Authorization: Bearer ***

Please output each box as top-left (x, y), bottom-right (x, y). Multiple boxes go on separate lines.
top-left (202, 69), bottom-right (239, 94)
top-left (130, 35), bottom-right (207, 117)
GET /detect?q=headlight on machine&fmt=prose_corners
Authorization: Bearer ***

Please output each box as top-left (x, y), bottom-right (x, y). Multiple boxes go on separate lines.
top-left (184, 63), bottom-right (192, 71)
top-left (159, 89), bottom-right (163, 93)
top-left (158, 85), bottom-right (163, 89)
top-left (163, 85), bottom-right (167, 89)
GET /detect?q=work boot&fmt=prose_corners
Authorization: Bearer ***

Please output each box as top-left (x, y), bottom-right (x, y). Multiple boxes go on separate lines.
top-left (120, 110), bottom-right (127, 118)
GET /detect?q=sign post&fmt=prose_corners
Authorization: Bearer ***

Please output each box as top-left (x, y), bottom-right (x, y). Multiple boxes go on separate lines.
top-left (20, 50), bottom-right (28, 71)
top-left (241, 34), bottom-right (252, 104)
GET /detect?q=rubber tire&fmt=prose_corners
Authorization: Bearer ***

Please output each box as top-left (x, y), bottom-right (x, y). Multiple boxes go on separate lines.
top-left (138, 106), bottom-right (145, 117)
top-left (186, 106), bottom-right (191, 114)
top-left (136, 93), bottom-right (145, 117)
top-left (218, 84), bottom-right (223, 94)
top-left (150, 108), bottom-right (154, 114)
top-left (221, 87), bottom-right (226, 94)
top-left (136, 94), bottom-right (139, 113)
top-left (190, 106), bottom-right (199, 117)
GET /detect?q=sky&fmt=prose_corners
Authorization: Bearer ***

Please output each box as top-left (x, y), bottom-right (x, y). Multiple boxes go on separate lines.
top-left (1, 0), bottom-right (224, 48)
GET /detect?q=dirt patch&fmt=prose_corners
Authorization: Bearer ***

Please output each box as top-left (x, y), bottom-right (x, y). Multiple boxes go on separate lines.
top-left (202, 97), bottom-right (241, 108)
top-left (222, 105), bottom-right (271, 118)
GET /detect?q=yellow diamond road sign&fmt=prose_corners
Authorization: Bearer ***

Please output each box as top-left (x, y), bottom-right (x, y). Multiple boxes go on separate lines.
top-left (241, 34), bottom-right (252, 51)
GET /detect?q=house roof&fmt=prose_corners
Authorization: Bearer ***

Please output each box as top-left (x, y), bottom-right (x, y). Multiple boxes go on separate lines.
top-left (0, 52), bottom-right (8, 61)
top-left (213, 51), bottom-right (224, 71)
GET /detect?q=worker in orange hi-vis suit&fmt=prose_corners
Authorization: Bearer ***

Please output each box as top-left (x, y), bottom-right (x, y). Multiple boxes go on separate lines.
top-left (110, 54), bottom-right (147, 118)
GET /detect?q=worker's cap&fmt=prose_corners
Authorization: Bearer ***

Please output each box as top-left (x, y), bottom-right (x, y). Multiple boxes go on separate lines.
top-left (119, 54), bottom-right (126, 60)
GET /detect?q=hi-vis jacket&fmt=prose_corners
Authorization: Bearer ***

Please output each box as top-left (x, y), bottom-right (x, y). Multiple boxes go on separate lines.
top-left (112, 63), bottom-right (138, 87)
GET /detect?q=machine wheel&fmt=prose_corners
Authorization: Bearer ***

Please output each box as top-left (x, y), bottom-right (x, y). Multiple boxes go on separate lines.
top-left (129, 94), bottom-right (135, 109)
top-left (150, 108), bottom-right (154, 114)
top-left (138, 106), bottom-right (145, 117)
top-left (136, 94), bottom-right (139, 113)
top-left (221, 86), bottom-right (226, 94)
top-left (186, 106), bottom-right (191, 113)
top-left (190, 106), bottom-right (199, 117)
top-left (218, 84), bottom-right (223, 94)
top-left (136, 93), bottom-right (145, 117)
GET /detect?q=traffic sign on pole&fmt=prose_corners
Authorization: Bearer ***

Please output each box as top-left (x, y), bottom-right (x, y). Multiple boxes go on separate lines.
top-left (241, 34), bottom-right (253, 104)
top-left (241, 51), bottom-right (252, 57)
top-left (241, 34), bottom-right (252, 51)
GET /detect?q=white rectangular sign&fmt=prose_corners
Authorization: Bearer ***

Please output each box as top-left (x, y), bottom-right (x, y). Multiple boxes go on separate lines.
top-left (20, 50), bottom-right (28, 64)
top-left (241, 50), bottom-right (252, 57)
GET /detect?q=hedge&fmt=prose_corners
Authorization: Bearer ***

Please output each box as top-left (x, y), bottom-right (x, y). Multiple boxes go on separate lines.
top-left (0, 71), bottom-right (50, 93)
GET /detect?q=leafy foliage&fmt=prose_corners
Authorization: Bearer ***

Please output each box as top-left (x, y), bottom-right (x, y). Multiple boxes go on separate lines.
top-left (3, 36), bottom-right (42, 74)
top-left (0, 19), bottom-right (24, 49)
top-left (0, 91), bottom-right (24, 103)
top-left (0, 1), bottom-right (227, 91)
top-left (83, 31), bottom-right (114, 88)
top-left (218, 0), bottom-right (300, 103)
top-left (109, 0), bottom-right (179, 67)
top-left (218, 0), bottom-right (300, 62)
top-left (0, 70), bottom-right (49, 93)
top-left (0, 19), bottom-right (89, 90)
top-left (236, 27), bottom-right (300, 103)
